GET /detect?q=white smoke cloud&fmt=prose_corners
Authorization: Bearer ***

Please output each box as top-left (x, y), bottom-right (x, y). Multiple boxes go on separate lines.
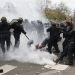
top-left (5, 33), bottom-right (57, 65)
top-left (0, 0), bottom-right (48, 22)
top-left (0, 0), bottom-right (57, 66)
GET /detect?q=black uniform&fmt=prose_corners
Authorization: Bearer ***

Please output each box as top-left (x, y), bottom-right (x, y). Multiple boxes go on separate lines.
top-left (0, 17), bottom-right (11, 53)
top-left (67, 30), bottom-right (75, 65)
top-left (11, 19), bottom-right (26, 48)
top-left (63, 22), bottom-right (73, 50)
top-left (55, 30), bottom-right (75, 65)
top-left (55, 22), bottom-right (74, 65)
top-left (47, 23), bottom-right (61, 53)
top-left (59, 22), bottom-right (73, 59)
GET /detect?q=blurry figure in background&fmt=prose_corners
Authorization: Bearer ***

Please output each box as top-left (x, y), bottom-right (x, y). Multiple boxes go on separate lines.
top-left (0, 17), bottom-right (11, 53)
top-left (44, 23), bottom-right (50, 28)
top-left (35, 20), bottom-right (44, 41)
top-left (10, 19), bottom-right (17, 25)
top-left (23, 19), bottom-right (31, 32)
top-left (43, 23), bottom-right (51, 39)
top-left (47, 23), bottom-right (61, 54)
top-left (31, 21), bottom-right (37, 31)
top-left (11, 18), bottom-right (26, 48)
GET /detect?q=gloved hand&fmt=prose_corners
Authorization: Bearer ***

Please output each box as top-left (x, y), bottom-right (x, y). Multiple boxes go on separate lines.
top-left (24, 31), bottom-right (26, 34)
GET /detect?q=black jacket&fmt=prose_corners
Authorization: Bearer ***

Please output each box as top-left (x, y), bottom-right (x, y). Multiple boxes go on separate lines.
top-left (0, 21), bottom-right (10, 34)
top-left (11, 22), bottom-right (26, 35)
top-left (47, 26), bottom-right (61, 41)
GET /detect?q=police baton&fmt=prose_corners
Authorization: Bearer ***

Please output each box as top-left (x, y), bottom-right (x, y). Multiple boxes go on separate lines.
top-left (25, 34), bottom-right (30, 40)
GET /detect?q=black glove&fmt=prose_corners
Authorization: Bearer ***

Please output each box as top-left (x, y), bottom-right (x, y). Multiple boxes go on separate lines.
top-left (25, 32), bottom-right (26, 34)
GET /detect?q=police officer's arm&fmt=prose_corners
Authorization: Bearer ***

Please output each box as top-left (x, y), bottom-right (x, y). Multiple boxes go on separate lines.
top-left (10, 22), bottom-right (16, 29)
top-left (9, 22), bottom-right (16, 32)
top-left (20, 25), bottom-right (26, 35)
top-left (47, 27), bottom-right (51, 32)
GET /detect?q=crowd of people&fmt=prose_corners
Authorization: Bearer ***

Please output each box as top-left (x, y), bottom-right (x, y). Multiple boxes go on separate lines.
top-left (0, 16), bottom-right (75, 73)
top-left (0, 17), bottom-right (26, 54)
top-left (28, 19), bottom-right (75, 66)
top-left (36, 20), bottom-right (75, 66)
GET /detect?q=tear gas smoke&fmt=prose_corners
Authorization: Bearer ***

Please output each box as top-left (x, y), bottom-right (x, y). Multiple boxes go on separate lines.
top-left (0, 31), bottom-right (57, 65)
top-left (5, 32), bottom-right (57, 65)
top-left (0, 0), bottom-right (57, 65)
top-left (0, 0), bottom-right (48, 22)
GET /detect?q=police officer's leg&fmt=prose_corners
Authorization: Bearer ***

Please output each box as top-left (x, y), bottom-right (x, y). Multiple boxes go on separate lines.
top-left (6, 35), bottom-right (11, 51)
top-left (67, 43), bottom-right (75, 65)
top-left (63, 39), bottom-right (69, 50)
top-left (67, 50), bottom-right (73, 65)
top-left (14, 34), bottom-right (20, 48)
top-left (60, 46), bottom-right (68, 59)
top-left (55, 44), bottom-right (69, 63)
top-left (47, 40), bottom-right (53, 53)
top-left (53, 41), bottom-right (60, 53)
top-left (0, 39), bottom-right (5, 53)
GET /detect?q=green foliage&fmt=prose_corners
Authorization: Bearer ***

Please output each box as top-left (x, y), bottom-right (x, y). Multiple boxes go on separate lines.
top-left (44, 2), bottom-right (71, 21)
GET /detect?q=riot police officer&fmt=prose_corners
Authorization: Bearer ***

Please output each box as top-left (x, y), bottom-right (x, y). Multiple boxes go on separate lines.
top-left (47, 23), bottom-right (61, 53)
top-left (0, 17), bottom-right (11, 53)
top-left (11, 18), bottom-right (26, 48)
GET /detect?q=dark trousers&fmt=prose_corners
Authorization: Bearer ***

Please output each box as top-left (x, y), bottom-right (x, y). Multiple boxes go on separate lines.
top-left (67, 43), bottom-right (75, 64)
top-left (47, 39), bottom-right (59, 53)
top-left (0, 34), bottom-right (10, 53)
top-left (59, 38), bottom-right (70, 60)
top-left (14, 34), bottom-right (20, 48)
top-left (59, 43), bottom-right (69, 60)
top-left (59, 42), bottom-right (75, 64)
top-left (63, 38), bottom-right (70, 50)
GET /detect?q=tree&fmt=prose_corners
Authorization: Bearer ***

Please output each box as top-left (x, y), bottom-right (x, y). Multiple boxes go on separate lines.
top-left (44, 2), bottom-right (71, 21)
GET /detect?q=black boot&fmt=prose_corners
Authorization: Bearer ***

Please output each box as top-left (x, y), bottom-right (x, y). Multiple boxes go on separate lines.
top-left (55, 58), bottom-right (60, 64)
top-left (66, 62), bottom-right (73, 66)
top-left (55, 57), bottom-right (63, 64)
top-left (0, 69), bottom-right (3, 73)
top-left (54, 50), bottom-right (60, 53)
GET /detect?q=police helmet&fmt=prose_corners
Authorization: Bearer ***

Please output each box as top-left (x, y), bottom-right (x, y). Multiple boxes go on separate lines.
top-left (1, 17), bottom-right (7, 22)
top-left (52, 23), bottom-right (56, 27)
top-left (17, 18), bottom-right (23, 23)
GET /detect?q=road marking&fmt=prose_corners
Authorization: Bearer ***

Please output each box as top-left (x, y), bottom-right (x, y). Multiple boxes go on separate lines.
top-left (44, 64), bottom-right (69, 71)
top-left (39, 64), bottom-right (69, 75)
top-left (0, 64), bottom-right (17, 75)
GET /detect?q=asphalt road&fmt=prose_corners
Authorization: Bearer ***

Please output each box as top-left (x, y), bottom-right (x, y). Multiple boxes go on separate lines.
top-left (0, 60), bottom-right (75, 75)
